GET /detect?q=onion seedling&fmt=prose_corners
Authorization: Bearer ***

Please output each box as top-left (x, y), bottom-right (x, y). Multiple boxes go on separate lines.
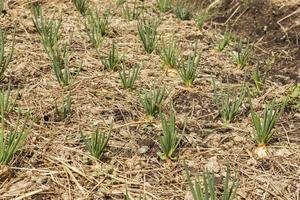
top-left (158, 109), bottom-right (185, 161)
top-left (101, 43), bottom-right (120, 71)
top-left (0, 81), bottom-right (19, 117)
top-left (159, 37), bottom-right (179, 69)
top-left (175, 5), bottom-right (190, 20)
top-left (231, 39), bottom-right (252, 70)
top-left (81, 124), bottom-right (111, 160)
top-left (73, 0), bottom-right (89, 15)
top-left (0, 28), bottom-right (15, 81)
top-left (137, 17), bottom-right (160, 54)
top-left (54, 94), bottom-right (72, 121)
top-left (0, 107), bottom-right (31, 165)
top-left (184, 161), bottom-right (238, 200)
top-left (122, 1), bottom-right (143, 21)
top-left (252, 57), bottom-right (274, 93)
top-left (195, 10), bottom-right (210, 30)
top-left (86, 9), bottom-right (110, 37)
top-left (157, 0), bottom-right (172, 13)
top-left (250, 98), bottom-right (286, 158)
top-left (140, 87), bottom-right (166, 119)
top-left (218, 28), bottom-right (232, 51)
top-left (213, 82), bottom-right (247, 124)
top-left (178, 51), bottom-right (200, 87)
top-left (119, 64), bottom-right (141, 89)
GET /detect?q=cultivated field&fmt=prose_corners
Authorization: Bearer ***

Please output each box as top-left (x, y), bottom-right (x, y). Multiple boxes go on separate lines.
top-left (0, 0), bottom-right (299, 199)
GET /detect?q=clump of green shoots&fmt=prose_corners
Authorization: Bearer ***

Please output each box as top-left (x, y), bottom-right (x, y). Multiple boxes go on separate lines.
top-left (101, 43), bottom-right (120, 71)
top-left (175, 5), bottom-right (190, 20)
top-left (213, 81), bottom-right (247, 124)
top-left (32, 4), bottom-right (62, 54)
top-left (55, 94), bottom-right (72, 121)
top-left (0, 28), bottom-right (15, 81)
top-left (158, 109), bottom-right (185, 161)
top-left (73, 0), bottom-right (89, 15)
top-left (123, 1), bottom-right (143, 21)
top-left (178, 49), bottom-right (200, 87)
top-left (81, 123), bottom-right (111, 160)
top-left (159, 37), bottom-right (179, 69)
top-left (231, 39), bottom-right (252, 70)
top-left (218, 28), bottom-right (232, 51)
top-left (0, 81), bottom-right (19, 117)
top-left (184, 161), bottom-right (238, 200)
top-left (86, 9), bottom-right (110, 37)
top-left (119, 64), bottom-right (141, 89)
top-left (116, 0), bottom-right (126, 7)
top-left (0, 106), bottom-right (31, 165)
top-left (252, 57), bottom-right (274, 93)
top-left (137, 17), bottom-right (160, 54)
top-left (250, 98), bottom-right (286, 158)
top-left (140, 87), bottom-right (166, 119)
top-left (195, 9), bottom-right (211, 30)
top-left (157, 0), bottom-right (172, 13)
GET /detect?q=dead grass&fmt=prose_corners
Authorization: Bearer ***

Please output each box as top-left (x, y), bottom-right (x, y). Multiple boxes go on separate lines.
top-left (0, 0), bottom-right (299, 199)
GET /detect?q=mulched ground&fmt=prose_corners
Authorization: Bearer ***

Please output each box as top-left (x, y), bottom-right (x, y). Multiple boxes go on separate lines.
top-left (0, 0), bottom-right (299, 199)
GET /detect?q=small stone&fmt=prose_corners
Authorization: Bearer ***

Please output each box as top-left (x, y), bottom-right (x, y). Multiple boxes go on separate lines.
top-left (138, 145), bottom-right (149, 154)
top-left (184, 191), bottom-right (193, 200)
top-left (233, 135), bottom-right (245, 143)
top-left (247, 158), bottom-right (257, 166)
top-left (204, 156), bottom-right (220, 173)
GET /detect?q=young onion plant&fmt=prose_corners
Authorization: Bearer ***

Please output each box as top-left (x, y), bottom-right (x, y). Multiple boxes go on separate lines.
top-left (81, 124), bottom-right (111, 160)
top-left (252, 57), bottom-right (274, 93)
top-left (140, 87), bottom-right (166, 119)
top-left (86, 9), bottom-right (110, 37)
top-left (213, 82), bottom-right (247, 124)
top-left (55, 94), bottom-right (72, 121)
top-left (101, 43), bottom-right (120, 71)
top-left (122, 1), bottom-right (143, 21)
top-left (218, 28), bottom-right (232, 52)
top-left (0, 28), bottom-right (15, 81)
top-left (195, 10), bottom-right (211, 30)
top-left (0, 106), bottom-right (31, 165)
top-left (250, 98), bottom-right (286, 158)
top-left (231, 39), bottom-right (252, 70)
top-left (184, 161), bottom-right (238, 200)
top-left (159, 37), bottom-right (179, 69)
top-left (137, 17), bottom-right (160, 54)
top-left (158, 109), bottom-right (185, 161)
top-left (175, 5), bottom-right (190, 20)
top-left (178, 51), bottom-right (200, 87)
top-left (119, 64), bottom-right (141, 89)
top-left (32, 4), bottom-right (61, 55)
top-left (157, 0), bottom-right (172, 13)
top-left (73, 0), bottom-right (89, 15)
top-left (0, 81), bottom-right (19, 117)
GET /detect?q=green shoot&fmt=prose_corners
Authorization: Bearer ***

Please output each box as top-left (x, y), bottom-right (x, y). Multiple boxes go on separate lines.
top-left (0, 28), bottom-right (15, 81)
top-left (0, 107), bottom-right (31, 165)
top-left (158, 109), bottom-right (185, 161)
top-left (178, 51), bottom-right (200, 87)
top-left (140, 87), bottom-right (166, 118)
top-left (175, 5), bottom-right (190, 20)
top-left (0, 81), bottom-right (19, 117)
top-left (119, 64), bottom-right (141, 89)
top-left (213, 82), bottom-right (246, 124)
top-left (195, 10), bottom-right (211, 30)
top-left (157, 0), bottom-right (172, 13)
top-left (252, 57), bottom-right (274, 92)
top-left (116, 0), bottom-right (126, 7)
top-left (0, 0), bottom-right (5, 13)
top-left (184, 161), bottom-right (238, 200)
top-left (159, 37), bottom-right (179, 69)
top-left (218, 28), bottom-right (232, 51)
top-left (250, 99), bottom-right (286, 147)
top-left (32, 4), bottom-right (62, 55)
top-left (73, 0), bottom-right (89, 15)
top-left (101, 43), bottom-right (120, 71)
top-left (51, 43), bottom-right (73, 87)
top-left (122, 1), bottom-right (143, 21)
top-left (55, 94), bottom-right (72, 121)
top-left (231, 39), bottom-right (252, 70)
top-left (86, 9), bottom-right (110, 37)
top-left (81, 124), bottom-right (111, 160)
top-left (137, 17), bottom-right (160, 54)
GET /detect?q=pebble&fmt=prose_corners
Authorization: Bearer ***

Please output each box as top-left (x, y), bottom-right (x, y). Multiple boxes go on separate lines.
top-left (204, 156), bottom-right (220, 173)
top-left (138, 145), bottom-right (149, 154)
